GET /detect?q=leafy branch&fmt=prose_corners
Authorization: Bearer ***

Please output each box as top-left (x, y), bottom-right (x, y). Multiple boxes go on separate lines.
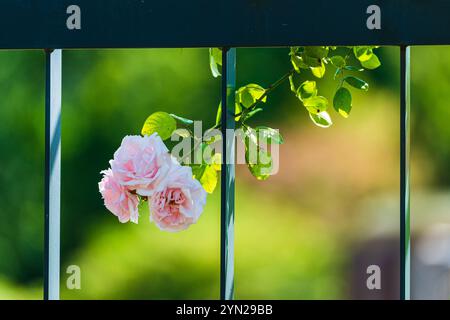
top-left (140, 46), bottom-right (382, 192)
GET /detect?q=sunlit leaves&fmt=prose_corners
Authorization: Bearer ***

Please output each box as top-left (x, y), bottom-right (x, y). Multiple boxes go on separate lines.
top-left (309, 111), bottom-right (332, 128)
top-left (216, 101), bottom-right (244, 124)
top-left (361, 54), bottom-right (381, 69)
top-left (255, 126), bottom-right (284, 144)
top-left (290, 54), bottom-right (307, 73)
top-left (344, 76), bottom-right (369, 91)
top-left (297, 80), bottom-right (318, 101)
top-left (304, 46), bottom-right (329, 59)
top-left (353, 46), bottom-right (374, 62)
top-left (171, 128), bottom-right (191, 139)
top-left (290, 46), bottom-right (329, 74)
top-left (192, 163), bottom-right (217, 194)
top-left (303, 55), bottom-right (322, 68)
top-left (303, 96), bottom-right (328, 114)
top-left (209, 48), bottom-right (222, 78)
top-left (191, 163), bottom-right (206, 180)
top-left (211, 153), bottom-right (221, 171)
top-left (236, 83), bottom-right (266, 108)
top-left (289, 47), bottom-right (307, 73)
top-left (289, 74), bottom-right (296, 93)
top-left (330, 55), bottom-right (346, 68)
top-left (197, 164), bottom-right (218, 194)
top-left (191, 143), bottom-right (220, 194)
top-left (235, 102), bottom-right (243, 121)
top-left (243, 127), bottom-right (273, 181)
top-left (247, 153), bottom-right (272, 180)
top-left (232, 83), bottom-right (267, 122)
top-left (311, 60), bottom-right (326, 78)
top-left (295, 79), bottom-right (329, 124)
top-left (147, 45), bottom-right (384, 191)
top-left (141, 111), bottom-right (177, 140)
top-left (354, 46), bottom-right (381, 70)
top-left (333, 87), bottom-right (352, 118)
top-left (209, 46), bottom-right (380, 132)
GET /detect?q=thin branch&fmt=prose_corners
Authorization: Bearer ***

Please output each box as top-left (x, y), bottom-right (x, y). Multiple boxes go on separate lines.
top-left (237, 68), bottom-right (296, 119)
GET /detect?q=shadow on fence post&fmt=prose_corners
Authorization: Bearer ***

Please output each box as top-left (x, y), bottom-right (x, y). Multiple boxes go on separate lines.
top-left (44, 49), bottom-right (62, 300)
top-left (220, 47), bottom-right (236, 300)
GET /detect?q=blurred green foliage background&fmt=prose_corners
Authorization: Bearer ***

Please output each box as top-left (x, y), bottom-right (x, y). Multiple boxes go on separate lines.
top-left (0, 46), bottom-right (448, 299)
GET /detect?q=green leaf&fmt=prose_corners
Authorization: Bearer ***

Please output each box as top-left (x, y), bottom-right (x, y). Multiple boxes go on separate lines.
top-left (236, 84), bottom-right (266, 108)
top-left (330, 55), bottom-right (346, 68)
top-left (198, 165), bottom-right (218, 194)
top-left (311, 60), bottom-right (326, 78)
top-left (209, 48), bottom-right (222, 78)
top-left (247, 154), bottom-right (272, 181)
top-left (309, 111), bottom-right (333, 128)
top-left (304, 46), bottom-right (329, 59)
top-left (141, 111), bottom-right (177, 140)
top-left (361, 54), bottom-right (381, 70)
top-left (302, 54), bottom-right (322, 68)
top-left (244, 127), bottom-right (273, 180)
top-left (255, 126), bottom-right (284, 144)
top-left (216, 101), bottom-right (242, 123)
top-left (344, 76), bottom-right (369, 91)
top-left (191, 162), bottom-right (218, 193)
top-left (235, 102), bottom-right (242, 121)
top-left (297, 80), bottom-right (317, 101)
top-left (353, 46), bottom-right (373, 62)
top-left (170, 114), bottom-right (194, 125)
top-left (333, 87), bottom-right (352, 118)
top-left (303, 96), bottom-right (328, 114)
top-left (290, 55), bottom-right (307, 73)
top-left (191, 164), bottom-right (206, 180)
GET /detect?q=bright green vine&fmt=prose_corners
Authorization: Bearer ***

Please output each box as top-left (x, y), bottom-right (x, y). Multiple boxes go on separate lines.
top-left (140, 46), bottom-right (381, 193)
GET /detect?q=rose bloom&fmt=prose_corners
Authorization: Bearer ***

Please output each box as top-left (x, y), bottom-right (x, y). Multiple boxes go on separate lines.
top-left (110, 134), bottom-right (170, 196)
top-left (98, 169), bottom-right (139, 223)
top-left (150, 163), bottom-right (207, 232)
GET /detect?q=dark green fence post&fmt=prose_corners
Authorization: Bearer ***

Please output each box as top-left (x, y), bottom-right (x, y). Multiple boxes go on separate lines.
top-left (400, 45), bottom-right (411, 300)
top-left (220, 47), bottom-right (236, 300)
top-left (44, 49), bottom-right (62, 300)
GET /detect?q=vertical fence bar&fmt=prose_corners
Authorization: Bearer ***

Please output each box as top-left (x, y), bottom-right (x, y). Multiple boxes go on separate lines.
top-left (44, 49), bottom-right (62, 300)
top-left (220, 47), bottom-right (236, 300)
top-left (400, 45), bottom-right (411, 300)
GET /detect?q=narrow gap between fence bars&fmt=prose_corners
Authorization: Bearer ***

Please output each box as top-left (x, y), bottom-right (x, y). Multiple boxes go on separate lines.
top-left (400, 45), bottom-right (411, 300)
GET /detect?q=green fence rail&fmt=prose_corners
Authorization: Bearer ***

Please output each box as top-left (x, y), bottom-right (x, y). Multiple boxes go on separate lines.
top-left (1, 0), bottom-right (450, 300)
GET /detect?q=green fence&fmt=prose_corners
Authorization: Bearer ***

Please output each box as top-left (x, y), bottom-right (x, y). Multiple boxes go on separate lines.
top-left (1, 0), bottom-right (450, 300)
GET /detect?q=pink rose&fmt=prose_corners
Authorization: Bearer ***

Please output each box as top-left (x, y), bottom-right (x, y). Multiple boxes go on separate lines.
top-left (150, 164), bottom-right (207, 232)
top-left (98, 169), bottom-right (139, 223)
top-left (110, 134), bottom-right (170, 196)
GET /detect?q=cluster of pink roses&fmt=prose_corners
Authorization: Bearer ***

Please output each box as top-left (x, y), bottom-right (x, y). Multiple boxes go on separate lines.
top-left (98, 134), bottom-right (207, 232)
